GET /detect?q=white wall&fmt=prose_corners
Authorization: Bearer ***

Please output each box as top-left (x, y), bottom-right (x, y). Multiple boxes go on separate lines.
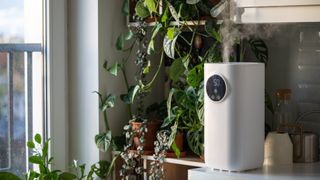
top-left (68, 0), bottom-right (100, 165)
top-left (68, 0), bottom-right (165, 166)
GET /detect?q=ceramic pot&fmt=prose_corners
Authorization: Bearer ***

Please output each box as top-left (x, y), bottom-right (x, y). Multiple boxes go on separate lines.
top-left (132, 121), bottom-right (161, 151)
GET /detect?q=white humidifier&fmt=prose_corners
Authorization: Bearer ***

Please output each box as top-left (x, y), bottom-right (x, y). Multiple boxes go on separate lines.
top-left (204, 62), bottom-right (265, 171)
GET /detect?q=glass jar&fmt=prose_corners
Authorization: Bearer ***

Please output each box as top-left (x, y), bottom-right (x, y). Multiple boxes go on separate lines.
top-left (273, 89), bottom-right (295, 131)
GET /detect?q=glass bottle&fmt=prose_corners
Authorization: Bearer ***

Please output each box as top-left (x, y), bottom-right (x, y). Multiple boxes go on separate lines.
top-left (273, 89), bottom-right (295, 132)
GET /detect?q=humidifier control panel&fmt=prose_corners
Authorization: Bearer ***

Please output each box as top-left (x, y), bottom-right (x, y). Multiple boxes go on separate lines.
top-left (206, 74), bottom-right (226, 102)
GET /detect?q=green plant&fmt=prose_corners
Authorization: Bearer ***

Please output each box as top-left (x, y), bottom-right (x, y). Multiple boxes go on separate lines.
top-left (120, 119), bottom-right (148, 179)
top-left (0, 134), bottom-right (87, 180)
top-left (149, 130), bottom-right (170, 180)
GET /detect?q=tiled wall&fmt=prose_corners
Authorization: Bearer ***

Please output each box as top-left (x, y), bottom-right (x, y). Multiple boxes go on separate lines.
top-left (263, 23), bottom-right (320, 134)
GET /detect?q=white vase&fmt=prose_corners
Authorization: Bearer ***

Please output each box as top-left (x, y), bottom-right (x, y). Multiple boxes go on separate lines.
top-left (264, 132), bottom-right (293, 165)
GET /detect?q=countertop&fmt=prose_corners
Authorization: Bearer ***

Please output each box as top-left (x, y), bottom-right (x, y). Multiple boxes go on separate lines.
top-left (188, 162), bottom-right (320, 180)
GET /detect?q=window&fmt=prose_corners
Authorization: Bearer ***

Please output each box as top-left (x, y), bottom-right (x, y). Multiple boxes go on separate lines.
top-left (0, 0), bottom-right (45, 177)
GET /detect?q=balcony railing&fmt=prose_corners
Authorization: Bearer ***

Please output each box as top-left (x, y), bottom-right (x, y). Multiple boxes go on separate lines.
top-left (0, 43), bottom-right (42, 171)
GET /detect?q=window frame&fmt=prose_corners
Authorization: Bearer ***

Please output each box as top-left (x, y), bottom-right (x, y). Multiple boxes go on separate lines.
top-left (45, 0), bottom-right (68, 170)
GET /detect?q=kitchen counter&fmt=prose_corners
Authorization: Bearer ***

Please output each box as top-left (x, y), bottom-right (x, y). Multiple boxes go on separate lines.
top-left (188, 162), bottom-right (320, 180)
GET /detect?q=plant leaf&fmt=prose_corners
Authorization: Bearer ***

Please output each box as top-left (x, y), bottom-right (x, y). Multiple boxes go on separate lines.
top-left (34, 134), bottom-right (41, 144)
top-left (144, 0), bottom-right (157, 13)
top-left (100, 94), bottom-right (116, 111)
top-left (187, 128), bottom-right (204, 156)
top-left (116, 34), bottom-right (124, 51)
top-left (27, 141), bottom-right (35, 149)
top-left (163, 31), bottom-right (179, 59)
top-left (107, 63), bottom-right (120, 76)
top-left (128, 85), bottom-right (140, 103)
top-left (169, 56), bottom-right (187, 82)
top-left (168, 121), bottom-right (178, 147)
top-left (135, 0), bottom-right (150, 18)
top-left (187, 63), bottom-right (204, 87)
top-left (106, 156), bottom-right (118, 178)
top-left (125, 30), bottom-right (134, 40)
top-left (167, 27), bottom-right (175, 40)
top-left (0, 172), bottom-right (22, 180)
top-left (59, 172), bottom-right (77, 180)
top-left (95, 131), bottom-right (112, 152)
top-left (161, 5), bottom-right (168, 23)
top-left (143, 60), bottom-right (151, 74)
top-left (166, 88), bottom-right (175, 125)
top-left (205, 20), bottom-right (221, 42)
top-left (171, 141), bottom-right (181, 158)
top-left (168, 2), bottom-right (179, 23)
top-left (249, 39), bottom-right (268, 64)
top-left (122, 0), bottom-right (129, 16)
top-left (29, 156), bottom-right (43, 165)
top-left (42, 139), bottom-right (50, 158)
top-left (186, 0), bottom-right (200, 5)
top-left (147, 40), bottom-right (155, 55)
top-left (120, 94), bottom-right (130, 104)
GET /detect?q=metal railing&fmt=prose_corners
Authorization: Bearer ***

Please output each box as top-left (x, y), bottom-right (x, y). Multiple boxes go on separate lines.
top-left (0, 43), bottom-right (42, 171)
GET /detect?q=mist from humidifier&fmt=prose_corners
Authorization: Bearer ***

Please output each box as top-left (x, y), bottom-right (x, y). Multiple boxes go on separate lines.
top-left (211, 0), bottom-right (280, 62)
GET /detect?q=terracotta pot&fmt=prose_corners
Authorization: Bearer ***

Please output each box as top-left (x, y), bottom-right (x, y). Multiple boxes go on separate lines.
top-left (166, 132), bottom-right (187, 158)
top-left (172, 132), bottom-right (184, 152)
top-left (131, 121), bottom-right (161, 151)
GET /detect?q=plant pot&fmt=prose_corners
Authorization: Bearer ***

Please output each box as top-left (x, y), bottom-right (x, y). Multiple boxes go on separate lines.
top-left (132, 121), bottom-right (161, 151)
top-left (166, 132), bottom-right (187, 158)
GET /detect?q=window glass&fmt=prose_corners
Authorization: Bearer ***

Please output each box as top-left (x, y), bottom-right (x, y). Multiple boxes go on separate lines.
top-left (0, 0), bottom-right (44, 177)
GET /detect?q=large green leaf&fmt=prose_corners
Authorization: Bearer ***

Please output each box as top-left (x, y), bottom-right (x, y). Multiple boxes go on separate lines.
top-left (144, 0), bottom-right (157, 13)
top-left (135, 0), bottom-right (150, 18)
top-left (169, 56), bottom-right (188, 82)
top-left (249, 39), bottom-right (268, 64)
top-left (163, 30), bottom-right (179, 59)
top-left (29, 156), bottom-right (43, 165)
top-left (187, 128), bottom-right (204, 156)
top-left (187, 63), bottom-right (204, 87)
top-left (0, 172), bottom-right (22, 180)
top-left (95, 131), bottom-right (112, 152)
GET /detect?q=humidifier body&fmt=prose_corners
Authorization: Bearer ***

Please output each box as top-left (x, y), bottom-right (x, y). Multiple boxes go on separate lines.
top-left (204, 62), bottom-right (265, 171)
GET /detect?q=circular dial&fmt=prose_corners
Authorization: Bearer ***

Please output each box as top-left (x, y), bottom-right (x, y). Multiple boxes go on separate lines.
top-left (206, 74), bottom-right (226, 102)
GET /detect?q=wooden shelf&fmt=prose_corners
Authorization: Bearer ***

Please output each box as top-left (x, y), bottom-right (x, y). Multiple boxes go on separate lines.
top-left (142, 154), bottom-right (206, 167)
